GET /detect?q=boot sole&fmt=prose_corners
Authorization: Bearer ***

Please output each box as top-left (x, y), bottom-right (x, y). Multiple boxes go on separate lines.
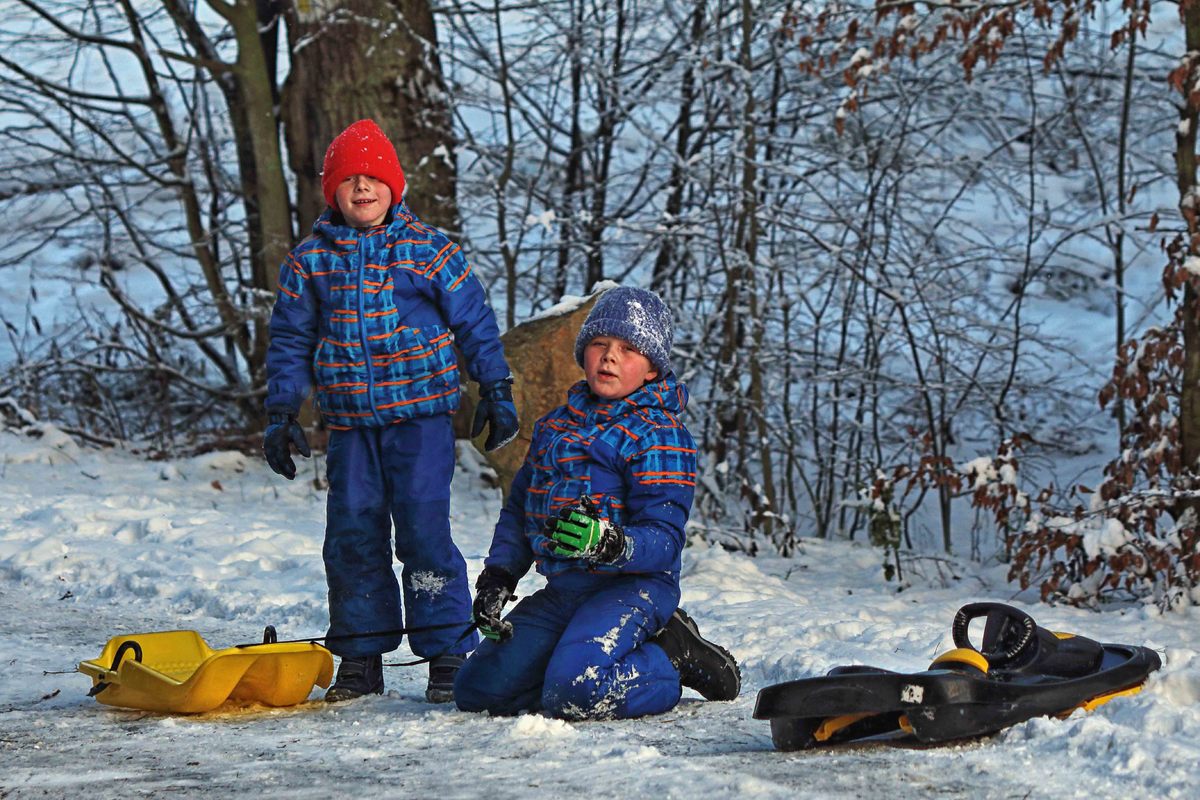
top-left (324, 686), bottom-right (384, 703)
top-left (425, 687), bottom-right (455, 703)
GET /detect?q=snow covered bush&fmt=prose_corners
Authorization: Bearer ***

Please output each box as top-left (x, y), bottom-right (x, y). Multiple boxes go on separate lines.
top-left (995, 242), bottom-right (1200, 608)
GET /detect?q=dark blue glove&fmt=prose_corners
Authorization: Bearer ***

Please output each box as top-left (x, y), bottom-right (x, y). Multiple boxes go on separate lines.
top-left (263, 412), bottom-right (311, 480)
top-left (471, 378), bottom-right (520, 452)
top-left (473, 566), bottom-right (518, 642)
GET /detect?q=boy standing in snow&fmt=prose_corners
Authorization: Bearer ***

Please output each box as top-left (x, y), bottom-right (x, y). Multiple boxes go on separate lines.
top-left (262, 119), bottom-right (518, 704)
top-left (453, 286), bottom-right (740, 719)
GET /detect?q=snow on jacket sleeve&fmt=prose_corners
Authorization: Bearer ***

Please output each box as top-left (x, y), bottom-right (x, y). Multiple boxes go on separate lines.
top-left (483, 459), bottom-right (535, 580)
top-left (265, 250), bottom-right (319, 414)
top-left (598, 424), bottom-right (698, 574)
top-left (423, 243), bottom-right (511, 386)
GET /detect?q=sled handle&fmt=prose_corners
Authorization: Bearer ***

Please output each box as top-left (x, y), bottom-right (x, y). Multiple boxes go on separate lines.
top-left (109, 640), bottom-right (143, 671)
top-left (951, 603), bottom-right (1036, 666)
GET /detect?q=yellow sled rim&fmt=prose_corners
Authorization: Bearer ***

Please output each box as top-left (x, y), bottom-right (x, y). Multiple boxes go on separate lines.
top-left (79, 630), bottom-right (334, 714)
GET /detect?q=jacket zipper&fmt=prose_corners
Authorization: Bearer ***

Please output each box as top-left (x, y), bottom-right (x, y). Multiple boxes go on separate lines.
top-left (354, 229), bottom-right (382, 425)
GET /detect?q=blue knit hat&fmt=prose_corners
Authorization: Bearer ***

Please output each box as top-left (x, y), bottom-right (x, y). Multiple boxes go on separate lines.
top-left (574, 286), bottom-right (674, 376)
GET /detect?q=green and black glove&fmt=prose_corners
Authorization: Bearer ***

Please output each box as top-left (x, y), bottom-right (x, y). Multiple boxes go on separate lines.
top-left (545, 496), bottom-right (626, 562)
top-left (473, 566), bottom-right (518, 642)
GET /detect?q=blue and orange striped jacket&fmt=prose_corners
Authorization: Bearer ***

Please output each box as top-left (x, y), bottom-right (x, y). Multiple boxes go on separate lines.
top-left (265, 202), bottom-right (510, 428)
top-left (485, 375), bottom-right (697, 582)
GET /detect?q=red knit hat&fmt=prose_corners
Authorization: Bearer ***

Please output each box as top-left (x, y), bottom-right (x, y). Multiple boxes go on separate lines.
top-left (320, 119), bottom-right (407, 208)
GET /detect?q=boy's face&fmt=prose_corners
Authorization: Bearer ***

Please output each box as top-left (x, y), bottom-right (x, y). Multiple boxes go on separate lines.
top-left (335, 174), bottom-right (392, 228)
top-left (583, 336), bottom-right (659, 400)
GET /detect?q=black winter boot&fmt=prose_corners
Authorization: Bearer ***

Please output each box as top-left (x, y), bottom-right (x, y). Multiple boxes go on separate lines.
top-left (325, 655), bottom-right (385, 702)
top-left (652, 609), bottom-right (741, 702)
top-left (425, 654), bottom-right (465, 703)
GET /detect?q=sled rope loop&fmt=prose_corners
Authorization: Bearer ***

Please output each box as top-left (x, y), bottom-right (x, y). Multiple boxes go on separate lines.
top-left (87, 640), bottom-right (144, 696)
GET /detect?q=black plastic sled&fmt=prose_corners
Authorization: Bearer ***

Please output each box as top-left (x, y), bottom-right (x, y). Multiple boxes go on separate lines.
top-left (753, 602), bottom-right (1161, 750)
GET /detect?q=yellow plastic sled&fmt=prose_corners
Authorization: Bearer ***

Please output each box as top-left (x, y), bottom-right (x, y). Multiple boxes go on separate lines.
top-left (79, 629), bottom-right (334, 714)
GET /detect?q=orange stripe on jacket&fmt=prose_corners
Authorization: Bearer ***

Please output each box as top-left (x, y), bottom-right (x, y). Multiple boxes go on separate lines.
top-left (371, 337), bottom-right (453, 365)
top-left (384, 238), bottom-right (434, 248)
top-left (613, 424), bottom-right (640, 440)
top-left (376, 387), bottom-right (458, 411)
top-left (425, 242), bottom-right (458, 278)
top-left (447, 262), bottom-right (472, 291)
top-left (376, 364), bottom-right (458, 388)
top-left (366, 324), bottom-right (413, 342)
top-left (372, 341), bottom-right (430, 359)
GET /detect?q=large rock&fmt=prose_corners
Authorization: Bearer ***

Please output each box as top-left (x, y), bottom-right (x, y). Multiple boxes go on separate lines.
top-left (456, 287), bottom-right (609, 494)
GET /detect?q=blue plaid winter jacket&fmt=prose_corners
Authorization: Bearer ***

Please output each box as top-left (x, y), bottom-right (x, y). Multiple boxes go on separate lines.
top-left (485, 375), bottom-right (697, 581)
top-left (265, 202), bottom-right (510, 428)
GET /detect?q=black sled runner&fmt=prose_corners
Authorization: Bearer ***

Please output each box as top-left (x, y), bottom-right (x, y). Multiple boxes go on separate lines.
top-left (753, 602), bottom-right (1161, 750)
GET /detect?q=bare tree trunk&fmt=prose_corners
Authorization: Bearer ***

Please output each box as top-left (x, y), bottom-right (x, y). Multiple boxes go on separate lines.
top-left (556, 0), bottom-right (586, 299)
top-left (582, 0), bottom-right (628, 290)
top-left (161, 0), bottom-right (295, 408)
top-left (652, 0), bottom-right (705, 293)
top-left (1113, 30), bottom-right (1136, 438)
top-left (1180, 1), bottom-right (1200, 483)
top-left (487, 0), bottom-right (519, 330)
top-left (281, 0), bottom-right (459, 235)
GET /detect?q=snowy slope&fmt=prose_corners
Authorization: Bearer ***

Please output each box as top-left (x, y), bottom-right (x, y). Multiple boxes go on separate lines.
top-left (1, 427), bottom-right (1198, 798)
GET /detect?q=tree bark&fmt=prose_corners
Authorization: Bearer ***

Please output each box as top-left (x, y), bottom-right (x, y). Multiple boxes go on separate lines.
top-left (1179, 0), bottom-right (1200, 484)
top-left (281, 0), bottom-right (459, 235)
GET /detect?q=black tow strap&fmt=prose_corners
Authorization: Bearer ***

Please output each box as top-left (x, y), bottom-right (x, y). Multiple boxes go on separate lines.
top-left (235, 620), bottom-right (479, 668)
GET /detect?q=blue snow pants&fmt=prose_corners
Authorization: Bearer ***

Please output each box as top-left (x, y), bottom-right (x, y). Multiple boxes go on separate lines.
top-left (323, 414), bottom-right (477, 658)
top-left (453, 572), bottom-right (682, 719)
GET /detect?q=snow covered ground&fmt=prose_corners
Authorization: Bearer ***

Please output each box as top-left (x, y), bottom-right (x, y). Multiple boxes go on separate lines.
top-left (2, 426), bottom-right (1199, 798)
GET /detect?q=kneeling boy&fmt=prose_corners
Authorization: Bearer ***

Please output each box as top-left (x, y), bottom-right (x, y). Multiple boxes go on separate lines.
top-left (454, 286), bottom-right (740, 719)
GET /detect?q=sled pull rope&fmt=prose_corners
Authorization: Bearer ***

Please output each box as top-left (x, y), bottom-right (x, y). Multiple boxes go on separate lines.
top-left (87, 639), bottom-right (143, 696)
top-left (384, 623), bottom-right (479, 668)
top-left (236, 621), bottom-right (479, 668)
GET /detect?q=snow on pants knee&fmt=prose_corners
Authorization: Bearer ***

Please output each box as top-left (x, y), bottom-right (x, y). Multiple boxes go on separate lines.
top-left (454, 574), bottom-right (682, 719)
top-left (323, 414), bottom-right (476, 658)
